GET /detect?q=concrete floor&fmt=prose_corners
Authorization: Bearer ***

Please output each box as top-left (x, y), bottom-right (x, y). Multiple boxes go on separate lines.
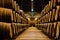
top-left (16, 27), bottom-right (51, 40)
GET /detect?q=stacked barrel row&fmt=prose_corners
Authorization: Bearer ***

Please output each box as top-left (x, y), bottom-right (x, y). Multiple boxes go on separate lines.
top-left (37, 0), bottom-right (60, 40)
top-left (0, 0), bottom-right (28, 39)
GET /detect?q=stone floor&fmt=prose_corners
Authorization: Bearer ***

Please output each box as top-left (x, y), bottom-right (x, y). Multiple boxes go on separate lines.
top-left (16, 27), bottom-right (51, 40)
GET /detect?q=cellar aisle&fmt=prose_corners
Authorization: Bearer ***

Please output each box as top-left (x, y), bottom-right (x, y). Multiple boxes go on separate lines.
top-left (16, 26), bottom-right (51, 40)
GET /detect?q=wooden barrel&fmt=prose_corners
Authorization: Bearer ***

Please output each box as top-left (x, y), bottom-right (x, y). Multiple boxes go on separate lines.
top-left (13, 23), bottom-right (22, 35)
top-left (39, 24), bottom-right (42, 30)
top-left (47, 23), bottom-right (51, 35)
top-left (16, 4), bottom-right (19, 12)
top-left (51, 0), bottom-right (56, 8)
top-left (14, 23), bottom-right (18, 35)
top-left (15, 23), bottom-right (24, 35)
top-left (45, 4), bottom-right (50, 13)
top-left (49, 1), bottom-right (52, 9)
top-left (44, 23), bottom-right (48, 33)
top-left (11, 23), bottom-right (16, 36)
top-left (48, 12), bottom-right (51, 22)
top-left (19, 10), bottom-right (24, 16)
top-left (48, 12), bottom-right (50, 22)
top-left (0, 8), bottom-right (3, 22)
top-left (22, 18), bottom-right (25, 24)
top-left (49, 1), bottom-right (51, 9)
top-left (55, 6), bottom-right (60, 21)
top-left (49, 11), bottom-right (52, 22)
top-left (14, 1), bottom-right (18, 11)
top-left (17, 13), bottom-right (21, 23)
top-left (17, 23), bottom-right (22, 33)
top-left (0, 8), bottom-right (13, 23)
top-left (13, 11), bottom-right (16, 22)
top-left (47, 23), bottom-right (50, 34)
top-left (41, 24), bottom-right (43, 31)
top-left (44, 14), bottom-right (47, 23)
top-left (0, 0), bottom-right (14, 9)
top-left (51, 0), bottom-right (60, 7)
top-left (51, 9), bottom-right (56, 22)
top-left (51, 22), bottom-right (57, 38)
top-left (46, 13), bottom-right (48, 22)
top-left (50, 11), bottom-right (53, 22)
top-left (54, 22), bottom-right (60, 39)
top-left (0, 22), bottom-right (13, 38)
top-left (45, 23), bottom-right (48, 33)
top-left (13, 1), bottom-right (16, 11)
top-left (49, 23), bottom-right (52, 36)
top-left (16, 13), bottom-right (21, 23)
top-left (57, 6), bottom-right (60, 21)
top-left (46, 13), bottom-right (50, 22)
top-left (18, 5), bottom-right (20, 13)
top-left (42, 24), bottom-right (45, 32)
top-left (42, 16), bottom-right (44, 22)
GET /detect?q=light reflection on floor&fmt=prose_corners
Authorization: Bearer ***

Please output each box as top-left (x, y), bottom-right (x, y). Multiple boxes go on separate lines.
top-left (16, 27), bottom-right (51, 40)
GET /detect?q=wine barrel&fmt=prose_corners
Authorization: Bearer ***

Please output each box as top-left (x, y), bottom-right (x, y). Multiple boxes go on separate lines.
top-left (18, 16), bottom-right (21, 23)
top-left (51, 0), bottom-right (56, 8)
top-left (11, 23), bottom-right (16, 36)
top-left (14, 1), bottom-right (18, 11)
top-left (13, 11), bottom-right (16, 22)
top-left (47, 23), bottom-right (51, 35)
top-left (0, 0), bottom-right (14, 9)
top-left (44, 14), bottom-right (46, 23)
top-left (42, 16), bottom-right (45, 22)
top-left (42, 24), bottom-right (45, 32)
top-left (48, 12), bottom-right (50, 22)
top-left (0, 8), bottom-right (3, 22)
top-left (51, 9), bottom-right (56, 22)
top-left (19, 10), bottom-right (24, 16)
top-left (54, 22), bottom-right (60, 39)
top-left (16, 13), bottom-right (21, 23)
top-left (41, 24), bottom-right (43, 31)
top-left (57, 6), bottom-right (60, 21)
top-left (44, 23), bottom-right (47, 33)
top-left (15, 23), bottom-right (24, 35)
top-left (49, 11), bottom-right (52, 22)
top-left (45, 13), bottom-right (47, 22)
top-left (14, 23), bottom-right (18, 35)
top-left (13, 23), bottom-right (21, 35)
top-left (49, 1), bottom-right (51, 9)
top-left (22, 17), bottom-right (25, 24)
top-left (13, 1), bottom-right (16, 11)
top-left (45, 4), bottom-right (50, 13)
top-left (16, 4), bottom-right (19, 12)
top-left (0, 8), bottom-right (13, 23)
top-left (57, 22), bottom-right (60, 39)
top-left (49, 1), bottom-right (52, 9)
top-left (46, 13), bottom-right (50, 22)
top-left (0, 22), bottom-right (13, 38)
top-left (47, 23), bottom-right (50, 34)
top-left (48, 12), bottom-right (51, 22)
top-left (51, 22), bottom-right (57, 38)
top-left (49, 23), bottom-right (52, 36)
top-left (18, 5), bottom-right (20, 13)
top-left (55, 6), bottom-right (60, 21)
top-left (17, 23), bottom-right (21, 33)
top-left (51, 0), bottom-right (60, 8)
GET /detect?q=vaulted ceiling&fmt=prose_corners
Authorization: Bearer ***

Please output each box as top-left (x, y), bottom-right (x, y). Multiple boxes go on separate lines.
top-left (15, 0), bottom-right (50, 13)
